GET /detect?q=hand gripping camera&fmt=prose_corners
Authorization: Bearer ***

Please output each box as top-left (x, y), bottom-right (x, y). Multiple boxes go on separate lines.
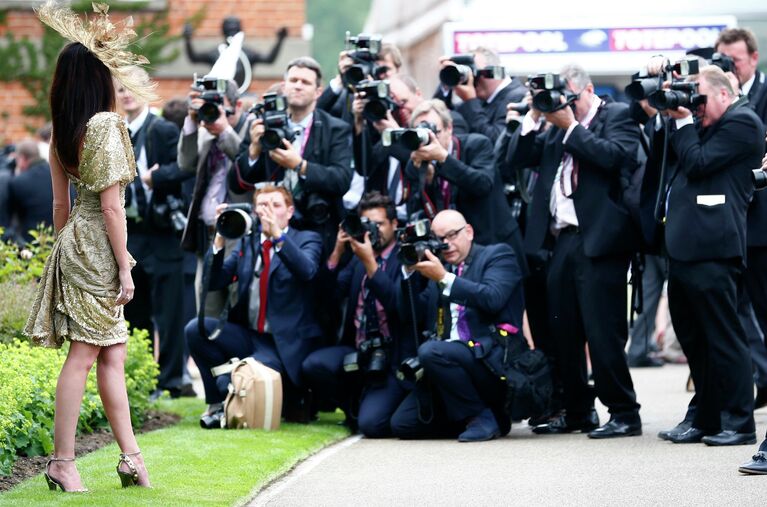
top-left (250, 92), bottom-right (296, 151)
top-left (216, 203), bottom-right (256, 240)
top-left (528, 73), bottom-right (578, 113)
top-left (439, 54), bottom-right (506, 88)
top-left (341, 213), bottom-right (381, 248)
top-left (192, 75), bottom-right (231, 124)
top-left (354, 79), bottom-right (396, 122)
top-left (343, 32), bottom-right (387, 87)
top-left (397, 219), bottom-right (448, 267)
top-left (382, 121), bottom-right (438, 151)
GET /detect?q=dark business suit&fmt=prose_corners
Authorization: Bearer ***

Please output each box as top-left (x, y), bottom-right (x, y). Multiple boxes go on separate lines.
top-left (390, 242), bottom-right (525, 438)
top-left (506, 99), bottom-right (641, 423)
top-left (122, 112), bottom-right (190, 392)
top-left (318, 86), bottom-right (354, 125)
top-left (302, 244), bottom-right (415, 437)
top-left (8, 159), bottom-right (53, 243)
top-left (438, 79), bottom-right (527, 142)
top-left (664, 103), bottom-right (763, 434)
top-left (186, 227), bottom-right (323, 405)
top-left (404, 133), bottom-right (527, 274)
top-left (232, 108), bottom-right (353, 255)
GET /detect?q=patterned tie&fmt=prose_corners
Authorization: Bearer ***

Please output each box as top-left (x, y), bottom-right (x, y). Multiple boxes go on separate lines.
top-left (257, 239), bottom-right (273, 333)
top-left (455, 262), bottom-right (471, 342)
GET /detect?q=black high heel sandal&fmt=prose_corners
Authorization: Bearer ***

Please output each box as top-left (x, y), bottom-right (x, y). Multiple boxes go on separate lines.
top-left (117, 450), bottom-right (148, 487)
top-left (44, 456), bottom-right (88, 493)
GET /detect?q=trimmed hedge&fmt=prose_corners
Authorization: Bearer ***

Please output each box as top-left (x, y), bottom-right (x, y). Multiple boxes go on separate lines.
top-left (0, 329), bottom-right (158, 476)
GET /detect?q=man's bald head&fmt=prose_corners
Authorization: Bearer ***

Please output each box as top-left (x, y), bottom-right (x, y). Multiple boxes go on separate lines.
top-left (431, 210), bottom-right (474, 265)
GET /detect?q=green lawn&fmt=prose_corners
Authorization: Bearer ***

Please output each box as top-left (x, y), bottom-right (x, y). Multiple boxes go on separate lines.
top-left (0, 398), bottom-right (348, 506)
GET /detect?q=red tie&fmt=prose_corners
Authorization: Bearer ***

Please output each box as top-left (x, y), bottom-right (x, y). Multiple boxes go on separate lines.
top-left (257, 239), bottom-right (273, 333)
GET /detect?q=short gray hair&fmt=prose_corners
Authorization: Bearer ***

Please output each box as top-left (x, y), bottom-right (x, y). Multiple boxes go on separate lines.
top-left (560, 63), bottom-right (591, 91)
top-left (698, 65), bottom-right (736, 98)
top-left (409, 99), bottom-right (453, 128)
top-left (471, 46), bottom-right (501, 66)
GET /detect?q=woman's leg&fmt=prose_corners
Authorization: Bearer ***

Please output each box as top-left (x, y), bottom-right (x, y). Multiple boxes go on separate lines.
top-left (49, 341), bottom-right (101, 490)
top-left (97, 343), bottom-right (150, 486)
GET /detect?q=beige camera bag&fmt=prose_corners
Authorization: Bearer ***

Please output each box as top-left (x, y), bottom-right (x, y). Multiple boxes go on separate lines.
top-left (223, 357), bottom-right (282, 430)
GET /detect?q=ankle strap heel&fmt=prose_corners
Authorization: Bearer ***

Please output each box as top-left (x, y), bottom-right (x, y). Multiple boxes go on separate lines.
top-left (116, 451), bottom-right (142, 488)
top-left (44, 456), bottom-right (88, 493)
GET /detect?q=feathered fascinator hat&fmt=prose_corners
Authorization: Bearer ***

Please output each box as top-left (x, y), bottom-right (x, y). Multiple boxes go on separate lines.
top-left (36, 1), bottom-right (158, 102)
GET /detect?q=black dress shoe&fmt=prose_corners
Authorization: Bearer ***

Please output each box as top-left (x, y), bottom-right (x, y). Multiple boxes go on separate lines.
top-left (755, 387), bottom-right (767, 410)
top-left (738, 451), bottom-right (767, 475)
top-left (587, 418), bottom-right (642, 439)
top-left (702, 430), bottom-right (757, 446)
top-left (669, 427), bottom-right (709, 444)
top-left (658, 420), bottom-right (692, 441)
top-left (532, 410), bottom-right (599, 435)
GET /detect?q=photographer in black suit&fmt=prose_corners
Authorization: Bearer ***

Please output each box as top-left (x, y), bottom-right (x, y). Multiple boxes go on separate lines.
top-left (232, 57), bottom-right (353, 256)
top-left (437, 47), bottom-right (526, 142)
top-left (658, 64), bottom-right (762, 446)
top-left (507, 64), bottom-right (641, 438)
top-left (716, 28), bottom-right (767, 410)
top-left (116, 69), bottom-right (192, 398)
top-left (402, 99), bottom-right (526, 272)
top-left (390, 210), bottom-right (524, 441)
top-left (302, 192), bottom-right (413, 437)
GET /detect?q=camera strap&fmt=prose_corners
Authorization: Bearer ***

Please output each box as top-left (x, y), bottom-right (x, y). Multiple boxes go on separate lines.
top-left (197, 237), bottom-right (247, 341)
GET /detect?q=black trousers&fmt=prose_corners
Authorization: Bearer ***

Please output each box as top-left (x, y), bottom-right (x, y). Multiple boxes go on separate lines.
top-left (546, 229), bottom-right (639, 420)
top-left (302, 345), bottom-right (408, 438)
top-left (124, 252), bottom-right (186, 391)
top-left (668, 258), bottom-right (755, 433)
top-left (390, 341), bottom-right (506, 438)
top-left (745, 246), bottom-right (767, 388)
top-left (186, 317), bottom-right (286, 404)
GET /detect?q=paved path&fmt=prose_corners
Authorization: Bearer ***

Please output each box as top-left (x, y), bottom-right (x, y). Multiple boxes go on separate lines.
top-left (250, 364), bottom-right (767, 506)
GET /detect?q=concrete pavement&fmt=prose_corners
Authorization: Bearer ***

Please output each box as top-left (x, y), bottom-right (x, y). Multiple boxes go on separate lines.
top-left (249, 364), bottom-right (767, 506)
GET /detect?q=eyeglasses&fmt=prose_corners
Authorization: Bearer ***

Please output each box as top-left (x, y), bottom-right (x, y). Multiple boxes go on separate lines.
top-left (436, 226), bottom-right (465, 243)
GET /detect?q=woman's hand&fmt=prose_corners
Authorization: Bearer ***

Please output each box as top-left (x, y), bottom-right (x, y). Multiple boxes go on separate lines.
top-left (116, 269), bottom-right (134, 306)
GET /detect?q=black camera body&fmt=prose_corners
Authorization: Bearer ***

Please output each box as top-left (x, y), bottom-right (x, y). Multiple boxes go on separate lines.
top-left (396, 356), bottom-right (423, 382)
top-left (709, 52), bottom-right (734, 73)
top-left (193, 75), bottom-right (229, 124)
top-left (151, 194), bottom-right (188, 234)
top-left (648, 81), bottom-right (707, 111)
top-left (343, 335), bottom-right (391, 384)
top-left (397, 219), bottom-right (448, 266)
top-left (754, 169), bottom-right (767, 191)
top-left (439, 54), bottom-right (505, 88)
top-left (216, 203), bottom-right (256, 240)
top-left (341, 213), bottom-right (381, 248)
top-left (343, 32), bottom-right (387, 87)
top-left (528, 73), bottom-right (578, 113)
top-left (625, 71), bottom-right (660, 101)
top-left (251, 92), bottom-right (296, 151)
top-left (382, 121), bottom-right (437, 150)
top-left (506, 102), bottom-right (530, 134)
top-left (355, 79), bottom-right (395, 122)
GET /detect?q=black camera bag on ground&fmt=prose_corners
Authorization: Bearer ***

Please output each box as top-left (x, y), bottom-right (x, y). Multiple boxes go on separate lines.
top-left (489, 331), bottom-right (553, 421)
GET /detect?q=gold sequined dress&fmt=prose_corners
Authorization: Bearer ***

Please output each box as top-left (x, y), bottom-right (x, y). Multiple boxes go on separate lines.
top-left (24, 112), bottom-right (137, 348)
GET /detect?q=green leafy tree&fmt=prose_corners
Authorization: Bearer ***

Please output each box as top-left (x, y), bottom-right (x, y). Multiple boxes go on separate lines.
top-left (307, 0), bottom-right (372, 82)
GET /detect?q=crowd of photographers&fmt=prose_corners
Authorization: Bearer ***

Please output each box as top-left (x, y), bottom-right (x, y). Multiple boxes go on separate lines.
top-left (2, 24), bottom-right (767, 471)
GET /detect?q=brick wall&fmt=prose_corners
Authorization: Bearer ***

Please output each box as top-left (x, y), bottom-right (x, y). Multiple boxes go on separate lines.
top-left (1, 0), bottom-right (305, 144)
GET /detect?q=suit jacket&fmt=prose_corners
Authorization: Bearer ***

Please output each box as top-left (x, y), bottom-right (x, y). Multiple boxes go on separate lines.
top-left (179, 115), bottom-right (247, 254)
top-left (665, 103), bottom-right (764, 262)
top-left (745, 70), bottom-right (767, 247)
top-left (455, 79), bottom-right (527, 142)
top-left (507, 99), bottom-right (640, 257)
top-left (317, 86), bottom-right (354, 125)
top-left (231, 108), bottom-right (353, 248)
top-left (208, 227), bottom-right (323, 385)
top-left (404, 133), bottom-right (520, 247)
top-left (126, 112), bottom-right (187, 264)
top-left (8, 160), bottom-right (53, 243)
top-left (405, 243), bottom-right (525, 374)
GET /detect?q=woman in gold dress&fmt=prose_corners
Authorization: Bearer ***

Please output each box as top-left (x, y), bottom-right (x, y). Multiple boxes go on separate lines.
top-left (23, 2), bottom-right (157, 492)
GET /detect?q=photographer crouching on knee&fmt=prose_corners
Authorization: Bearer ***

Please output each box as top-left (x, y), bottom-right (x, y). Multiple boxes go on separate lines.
top-left (390, 210), bottom-right (525, 441)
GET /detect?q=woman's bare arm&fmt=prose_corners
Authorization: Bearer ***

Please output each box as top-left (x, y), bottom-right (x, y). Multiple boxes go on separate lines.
top-left (49, 144), bottom-right (71, 234)
top-left (100, 183), bottom-right (134, 304)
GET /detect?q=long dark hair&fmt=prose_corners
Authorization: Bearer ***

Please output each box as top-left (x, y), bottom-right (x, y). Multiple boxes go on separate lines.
top-left (49, 42), bottom-right (115, 169)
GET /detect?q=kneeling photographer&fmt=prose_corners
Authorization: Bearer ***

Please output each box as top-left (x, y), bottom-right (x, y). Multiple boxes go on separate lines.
top-left (231, 57), bottom-right (353, 256)
top-left (390, 210), bottom-right (525, 442)
top-left (302, 192), bottom-right (414, 437)
top-left (186, 185), bottom-right (323, 428)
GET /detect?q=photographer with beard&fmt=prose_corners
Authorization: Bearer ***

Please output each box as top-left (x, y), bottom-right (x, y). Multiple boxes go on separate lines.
top-left (654, 64), bottom-right (763, 447)
top-left (302, 192), bottom-right (413, 437)
top-left (390, 210), bottom-right (524, 441)
top-left (231, 57), bottom-right (353, 256)
top-left (506, 63), bottom-right (641, 439)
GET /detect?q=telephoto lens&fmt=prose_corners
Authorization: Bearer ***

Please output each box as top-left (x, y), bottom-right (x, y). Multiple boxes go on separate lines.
top-left (216, 204), bottom-right (254, 240)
